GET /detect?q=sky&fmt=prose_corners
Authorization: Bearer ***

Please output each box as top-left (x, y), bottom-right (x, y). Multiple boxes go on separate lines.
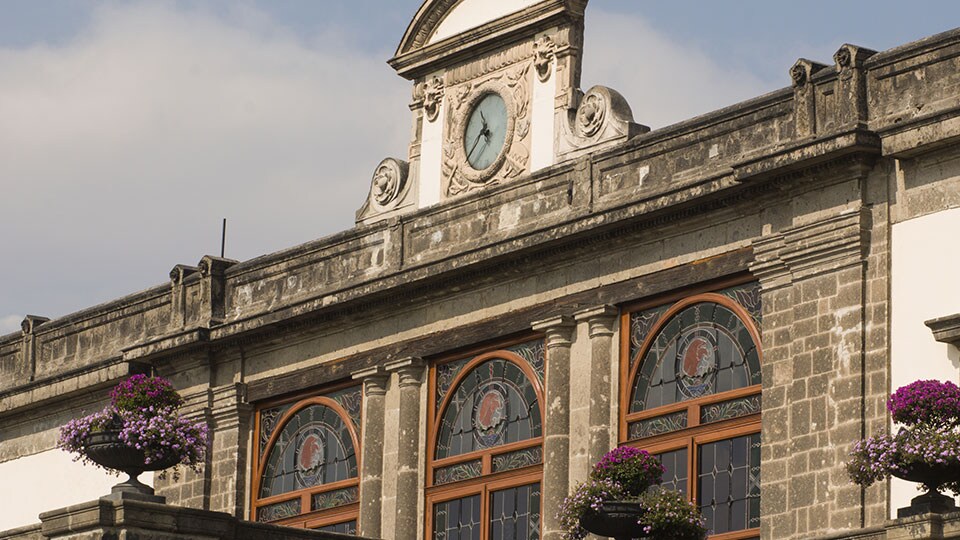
top-left (1, 1), bottom-right (959, 335)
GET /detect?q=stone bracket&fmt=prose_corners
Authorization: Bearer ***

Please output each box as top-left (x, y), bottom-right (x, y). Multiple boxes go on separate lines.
top-left (925, 313), bottom-right (960, 348)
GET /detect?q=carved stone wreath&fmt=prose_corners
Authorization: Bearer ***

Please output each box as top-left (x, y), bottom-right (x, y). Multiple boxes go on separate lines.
top-left (369, 158), bottom-right (409, 211)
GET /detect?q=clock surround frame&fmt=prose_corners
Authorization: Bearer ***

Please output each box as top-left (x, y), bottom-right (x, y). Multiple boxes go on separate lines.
top-left (453, 81), bottom-right (517, 185)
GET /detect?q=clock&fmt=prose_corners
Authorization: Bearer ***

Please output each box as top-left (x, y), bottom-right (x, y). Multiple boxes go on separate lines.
top-left (463, 93), bottom-right (508, 171)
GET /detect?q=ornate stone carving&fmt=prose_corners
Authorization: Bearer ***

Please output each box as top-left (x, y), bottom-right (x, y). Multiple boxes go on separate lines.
top-left (370, 158), bottom-right (409, 210)
top-left (834, 47), bottom-right (852, 69)
top-left (789, 59), bottom-right (827, 87)
top-left (169, 267), bottom-right (181, 284)
top-left (421, 76), bottom-right (444, 122)
top-left (442, 62), bottom-right (532, 197)
top-left (197, 259), bottom-right (210, 277)
top-left (576, 90), bottom-right (606, 137)
top-left (533, 35), bottom-right (556, 82)
top-left (20, 319), bottom-right (30, 334)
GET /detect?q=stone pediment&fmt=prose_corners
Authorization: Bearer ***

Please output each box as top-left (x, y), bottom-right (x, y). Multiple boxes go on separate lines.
top-left (390, 0), bottom-right (587, 79)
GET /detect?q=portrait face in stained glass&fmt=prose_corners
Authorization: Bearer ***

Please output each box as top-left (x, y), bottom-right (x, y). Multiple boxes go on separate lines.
top-left (435, 358), bottom-right (542, 459)
top-left (630, 300), bottom-right (760, 413)
top-left (259, 402), bottom-right (358, 499)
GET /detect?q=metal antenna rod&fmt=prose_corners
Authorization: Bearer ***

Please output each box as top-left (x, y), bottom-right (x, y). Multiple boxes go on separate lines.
top-left (221, 218), bottom-right (227, 258)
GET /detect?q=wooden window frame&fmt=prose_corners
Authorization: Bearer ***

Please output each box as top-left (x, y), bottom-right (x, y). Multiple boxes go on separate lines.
top-left (619, 276), bottom-right (762, 540)
top-left (251, 380), bottom-right (362, 530)
top-left (425, 336), bottom-right (546, 540)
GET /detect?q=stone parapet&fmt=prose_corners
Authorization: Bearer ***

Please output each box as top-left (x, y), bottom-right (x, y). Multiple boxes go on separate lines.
top-left (30, 496), bottom-right (366, 540)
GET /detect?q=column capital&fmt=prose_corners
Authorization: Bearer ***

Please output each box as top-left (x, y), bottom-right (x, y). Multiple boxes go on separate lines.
top-left (574, 304), bottom-right (619, 337)
top-left (532, 315), bottom-right (576, 348)
top-left (352, 366), bottom-right (389, 396)
top-left (385, 356), bottom-right (426, 388)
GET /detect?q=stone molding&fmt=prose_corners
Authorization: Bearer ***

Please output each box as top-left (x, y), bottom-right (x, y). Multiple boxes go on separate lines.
top-left (532, 315), bottom-right (575, 348)
top-left (925, 314), bottom-right (960, 348)
top-left (749, 208), bottom-right (869, 288)
top-left (384, 356), bottom-right (426, 388)
top-left (573, 304), bottom-right (618, 337)
top-left (356, 158), bottom-right (414, 225)
top-left (353, 365), bottom-right (389, 396)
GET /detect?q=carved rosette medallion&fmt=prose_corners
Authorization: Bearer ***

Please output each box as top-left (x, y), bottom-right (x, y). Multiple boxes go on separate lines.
top-left (369, 158), bottom-right (409, 212)
top-left (533, 35), bottom-right (556, 83)
top-left (443, 63), bottom-right (532, 197)
top-left (577, 90), bottom-right (606, 138)
top-left (421, 76), bottom-right (444, 122)
top-left (790, 63), bottom-right (808, 86)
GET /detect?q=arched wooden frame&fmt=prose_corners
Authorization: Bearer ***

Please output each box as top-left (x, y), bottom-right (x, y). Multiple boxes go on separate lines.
top-left (619, 286), bottom-right (763, 540)
top-left (252, 394), bottom-right (361, 529)
top-left (426, 340), bottom-right (546, 540)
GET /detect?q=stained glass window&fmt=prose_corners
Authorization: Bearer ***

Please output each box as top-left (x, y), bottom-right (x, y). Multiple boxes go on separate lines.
top-left (436, 358), bottom-right (542, 459)
top-left (428, 342), bottom-right (545, 540)
top-left (622, 281), bottom-right (762, 539)
top-left (253, 387), bottom-right (361, 531)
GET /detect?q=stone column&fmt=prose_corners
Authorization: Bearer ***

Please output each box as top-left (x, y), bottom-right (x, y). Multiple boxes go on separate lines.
top-left (574, 305), bottom-right (619, 465)
top-left (532, 315), bottom-right (576, 540)
top-left (385, 357), bottom-right (426, 540)
top-left (352, 366), bottom-right (388, 539)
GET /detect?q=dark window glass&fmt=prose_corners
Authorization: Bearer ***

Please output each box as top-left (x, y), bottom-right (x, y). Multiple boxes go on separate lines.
top-left (433, 495), bottom-right (482, 540)
top-left (436, 359), bottom-right (541, 459)
top-left (489, 483), bottom-right (541, 540)
top-left (697, 434), bottom-right (761, 534)
top-left (655, 448), bottom-right (688, 496)
top-left (631, 302), bottom-right (761, 413)
top-left (315, 520), bottom-right (357, 535)
top-left (260, 404), bottom-right (358, 498)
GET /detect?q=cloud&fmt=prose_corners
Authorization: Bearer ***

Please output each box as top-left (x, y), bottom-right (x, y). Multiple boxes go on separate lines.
top-left (0, 3), bottom-right (410, 320)
top-left (0, 315), bottom-right (21, 336)
top-left (581, 8), bottom-right (772, 129)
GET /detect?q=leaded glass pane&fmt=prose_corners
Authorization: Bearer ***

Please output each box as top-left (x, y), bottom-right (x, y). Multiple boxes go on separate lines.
top-left (327, 386), bottom-right (363, 430)
top-left (489, 483), bottom-right (541, 540)
top-left (315, 520), bottom-right (357, 535)
top-left (256, 499), bottom-right (301, 522)
top-left (434, 460), bottom-right (483, 485)
top-left (506, 340), bottom-right (545, 383)
top-left (700, 394), bottom-right (762, 425)
top-left (433, 495), bottom-right (482, 540)
top-left (630, 301), bottom-right (761, 413)
top-left (627, 410), bottom-right (688, 440)
top-left (697, 433), bottom-right (761, 534)
top-left (259, 403), bottom-right (293, 455)
top-left (655, 448), bottom-right (688, 496)
top-left (311, 486), bottom-right (359, 511)
top-left (492, 447), bottom-right (543, 473)
top-left (435, 359), bottom-right (541, 459)
top-left (259, 404), bottom-right (358, 498)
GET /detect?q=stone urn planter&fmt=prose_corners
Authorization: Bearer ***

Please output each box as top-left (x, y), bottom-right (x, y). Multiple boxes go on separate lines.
top-left (83, 430), bottom-right (179, 501)
top-left (892, 462), bottom-right (960, 517)
top-left (580, 501), bottom-right (648, 540)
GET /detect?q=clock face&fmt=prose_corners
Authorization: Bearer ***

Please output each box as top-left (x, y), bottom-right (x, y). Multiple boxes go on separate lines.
top-left (463, 93), bottom-right (508, 170)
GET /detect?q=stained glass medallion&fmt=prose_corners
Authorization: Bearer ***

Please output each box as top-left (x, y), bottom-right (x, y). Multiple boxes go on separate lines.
top-left (435, 358), bottom-right (542, 459)
top-left (630, 298), bottom-right (761, 414)
top-left (259, 402), bottom-right (358, 499)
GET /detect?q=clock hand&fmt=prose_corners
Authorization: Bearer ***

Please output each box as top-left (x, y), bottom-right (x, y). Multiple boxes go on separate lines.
top-left (467, 129), bottom-right (485, 159)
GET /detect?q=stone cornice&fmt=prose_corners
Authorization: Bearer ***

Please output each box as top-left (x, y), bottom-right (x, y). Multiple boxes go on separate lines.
top-left (925, 314), bottom-right (960, 348)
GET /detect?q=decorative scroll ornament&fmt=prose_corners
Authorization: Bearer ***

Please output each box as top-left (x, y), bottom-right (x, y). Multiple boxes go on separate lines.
top-left (533, 35), bottom-right (556, 82)
top-left (422, 75), bottom-right (444, 122)
top-left (576, 90), bottom-right (606, 138)
top-left (790, 63), bottom-right (808, 86)
top-left (370, 158), bottom-right (408, 209)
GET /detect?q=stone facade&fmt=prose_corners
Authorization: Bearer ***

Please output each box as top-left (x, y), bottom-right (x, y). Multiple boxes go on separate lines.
top-left (3, 2), bottom-right (960, 540)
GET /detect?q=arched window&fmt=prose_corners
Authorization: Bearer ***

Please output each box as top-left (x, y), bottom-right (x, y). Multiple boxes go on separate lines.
top-left (253, 384), bottom-right (362, 532)
top-left (621, 280), bottom-right (762, 539)
top-left (427, 338), bottom-right (545, 540)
